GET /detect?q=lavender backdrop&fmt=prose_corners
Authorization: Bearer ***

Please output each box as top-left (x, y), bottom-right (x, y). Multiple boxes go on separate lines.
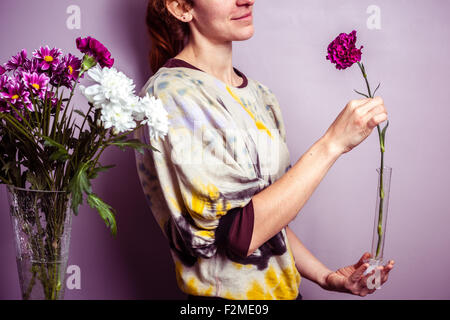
top-left (1, 0), bottom-right (449, 300)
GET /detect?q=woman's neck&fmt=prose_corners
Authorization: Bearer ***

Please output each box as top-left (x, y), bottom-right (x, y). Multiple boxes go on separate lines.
top-left (174, 38), bottom-right (243, 88)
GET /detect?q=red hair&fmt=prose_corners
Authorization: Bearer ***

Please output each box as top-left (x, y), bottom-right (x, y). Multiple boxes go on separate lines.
top-left (146, 0), bottom-right (194, 73)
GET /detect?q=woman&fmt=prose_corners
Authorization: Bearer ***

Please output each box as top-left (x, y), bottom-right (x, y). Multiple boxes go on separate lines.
top-left (134, 0), bottom-right (394, 300)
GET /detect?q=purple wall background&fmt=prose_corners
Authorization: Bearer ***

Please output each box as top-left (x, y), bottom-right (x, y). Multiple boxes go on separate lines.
top-left (1, 0), bottom-right (449, 299)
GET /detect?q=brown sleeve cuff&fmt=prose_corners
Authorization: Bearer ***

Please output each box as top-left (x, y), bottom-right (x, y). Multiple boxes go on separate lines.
top-left (215, 199), bottom-right (255, 259)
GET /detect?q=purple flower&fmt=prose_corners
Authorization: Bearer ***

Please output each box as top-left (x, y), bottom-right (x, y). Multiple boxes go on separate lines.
top-left (21, 57), bottom-right (40, 73)
top-left (326, 30), bottom-right (363, 70)
top-left (49, 53), bottom-right (83, 89)
top-left (76, 36), bottom-right (114, 68)
top-left (0, 65), bottom-right (5, 75)
top-left (32, 46), bottom-right (62, 72)
top-left (4, 49), bottom-right (28, 72)
top-left (63, 53), bottom-right (82, 81)
top-left (22, 72), bottom-right (49, 99)
top-left (0, 74), bottom-right (9, 90)
top-left (1, 79), bottom-right (33, 114)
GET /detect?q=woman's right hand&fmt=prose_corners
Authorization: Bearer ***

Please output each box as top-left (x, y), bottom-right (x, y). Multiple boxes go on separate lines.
top-left (323, 97), bottom-right (388, 155)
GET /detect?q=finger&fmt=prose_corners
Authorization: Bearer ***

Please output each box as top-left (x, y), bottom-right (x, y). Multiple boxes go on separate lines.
top-left (380, 262), bottom-right (395, 284)
top-left (368, 288), bottom-right (377, 295)
top-left (350, 263), bottom-right (369, 283)
top-left (349, 97), bottom-right (372, 110)
top-left (366, 112), bottom-right (388, 130)
top-left (354, 252), bottom-right (372, 268)
top-left (356, 96), bottom-right (384, 114)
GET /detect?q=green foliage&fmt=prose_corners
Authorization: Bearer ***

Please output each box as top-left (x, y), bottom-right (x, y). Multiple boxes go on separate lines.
top-left (87, 193), bottom-right (117, 236)
top-left (0, 79), bottom-right (158, 236)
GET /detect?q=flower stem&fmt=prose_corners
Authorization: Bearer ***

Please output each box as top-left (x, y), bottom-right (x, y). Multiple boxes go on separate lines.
top-left (357, 61), bottom-right (385, 260)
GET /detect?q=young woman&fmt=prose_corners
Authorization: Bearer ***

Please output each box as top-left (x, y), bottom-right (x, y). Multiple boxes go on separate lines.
top-left (134, 0), bottom-right (394, 300)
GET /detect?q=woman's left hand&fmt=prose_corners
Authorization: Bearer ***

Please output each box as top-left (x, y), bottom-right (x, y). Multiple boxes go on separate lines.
top-left (323, 252), bottom-right (395, 296)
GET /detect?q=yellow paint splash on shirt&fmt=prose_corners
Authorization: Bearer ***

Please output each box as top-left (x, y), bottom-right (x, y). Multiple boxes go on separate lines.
top-left (246, 280), bottom-right (273, 300)
top-left (226, 85), bottom-right (273, 139)
top-left (195, 230), bottom-right (214, 239)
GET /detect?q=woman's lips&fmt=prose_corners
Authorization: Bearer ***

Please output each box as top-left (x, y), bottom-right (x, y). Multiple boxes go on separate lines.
top-left (233, 12), bottom-right (252, 20)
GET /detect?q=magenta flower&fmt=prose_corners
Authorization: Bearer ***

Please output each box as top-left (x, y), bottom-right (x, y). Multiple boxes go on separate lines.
top-left (325, 30), bottom-right (389, 261)
top-left (22, 58), bottom-right (40, 74)
top-left (326, 30), bottom-right (363, 70)
top-left (0, 75), bottom-right (9, 112)
top-left (0, 65), bottom-right (5, 75)
top-left (63, 53), bottom-right (82, 81)
top-left (1, 80), bottom-right (33, 115)
top-left (0, 74), bottom-right (8, 90)
top-left (32, 46), bottom-right (62, 72)
top-left (76, 36), bottom-right (114, 69)
top-left (50, 53), bottom-right (83, 89)
top-left (22, 72), bottom-right (49, 99)
top-left (4, 49), bottom-right (28, 72)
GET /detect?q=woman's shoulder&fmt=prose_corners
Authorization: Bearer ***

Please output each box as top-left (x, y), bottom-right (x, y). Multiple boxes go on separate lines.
top-left (247, 77), bottom-right (282, 108)
top-left (139, 67), bottom-right (197, 98)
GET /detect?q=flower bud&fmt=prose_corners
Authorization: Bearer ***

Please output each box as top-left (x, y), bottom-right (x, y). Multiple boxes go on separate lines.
top-left (81, 54), bottom-right (97, 72)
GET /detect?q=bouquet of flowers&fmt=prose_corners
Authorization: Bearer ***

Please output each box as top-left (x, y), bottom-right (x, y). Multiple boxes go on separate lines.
top-left (326, 30), bottom-right (390, 263)
top-left (0, 36), bottom-right (168, 299)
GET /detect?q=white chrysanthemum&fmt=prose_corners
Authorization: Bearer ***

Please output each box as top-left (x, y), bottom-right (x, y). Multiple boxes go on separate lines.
top-left (137, 93), bottom-right (169, 140)
top-left (79, 65), bottom-right (135, 108)
top-left (100, 103), bottom-right (136, 134)
top-left (78, 65), bottom-right (168, 140)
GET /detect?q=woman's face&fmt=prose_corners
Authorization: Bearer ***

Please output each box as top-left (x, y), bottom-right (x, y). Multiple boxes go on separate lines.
top-left (188, 0), bottom-right (255, 42)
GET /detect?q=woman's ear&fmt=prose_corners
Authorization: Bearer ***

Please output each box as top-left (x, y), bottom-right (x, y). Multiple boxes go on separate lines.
top-left (166, 0), bottom-right (193, 22)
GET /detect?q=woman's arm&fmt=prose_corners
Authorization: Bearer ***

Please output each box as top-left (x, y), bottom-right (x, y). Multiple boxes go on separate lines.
top-left (285, 226), bottom-right (333, 289)
top-left (285, 226), bottom-right (395, 296)
top-left (247, 97), bottom-right (387, 256)
top-left (248, 134), bottom-right (341, 256)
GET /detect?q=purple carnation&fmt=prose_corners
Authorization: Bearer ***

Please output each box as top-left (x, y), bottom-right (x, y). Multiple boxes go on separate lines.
top-left (76, 36), bottom-right (114, 68)
top-left (32, 46), bottom-right (62, 72)
top-left (4, 49), bottom-right (28, 72)
top-left (326, 30), bottom-right (363, 70)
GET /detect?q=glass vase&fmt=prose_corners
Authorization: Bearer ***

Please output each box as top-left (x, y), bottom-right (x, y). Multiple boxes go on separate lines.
top-left (6, 185), bottom-right (73, 300)
top-left (364, 166), bottom-right (392, 271)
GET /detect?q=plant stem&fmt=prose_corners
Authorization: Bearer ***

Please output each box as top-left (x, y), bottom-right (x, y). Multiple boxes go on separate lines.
top-left (357, 62), bottom-right (385, 260)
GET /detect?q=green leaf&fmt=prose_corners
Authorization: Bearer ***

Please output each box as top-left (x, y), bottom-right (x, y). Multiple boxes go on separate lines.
top-left (73, 109), bottom-right (86, 117)
top-left (26, 171), bottom-right (45, 190)
top-left (353, 89), bottom-right (369, 98)
top-left (381, 120), bottom-right (389, 143)
top-left (68, 162), bottom-right (92, 215)
top-left (372, 82), bottom-right (381, 96)
top-left (43, 136), bottom-right (70, 161)
top-left (87, 193), bottom-right (117, 236)
top-left (109, 138), bottom-right (159, 154)
top-left (88, 164), bottom-right (116, 179)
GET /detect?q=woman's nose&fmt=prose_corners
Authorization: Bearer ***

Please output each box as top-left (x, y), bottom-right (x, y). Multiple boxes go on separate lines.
top-left (237, 0), bottom-right (255, 6)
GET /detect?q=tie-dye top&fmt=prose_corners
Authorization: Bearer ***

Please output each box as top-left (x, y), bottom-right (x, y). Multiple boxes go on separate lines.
top-left (133, 58), bottom-right (301, 300)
